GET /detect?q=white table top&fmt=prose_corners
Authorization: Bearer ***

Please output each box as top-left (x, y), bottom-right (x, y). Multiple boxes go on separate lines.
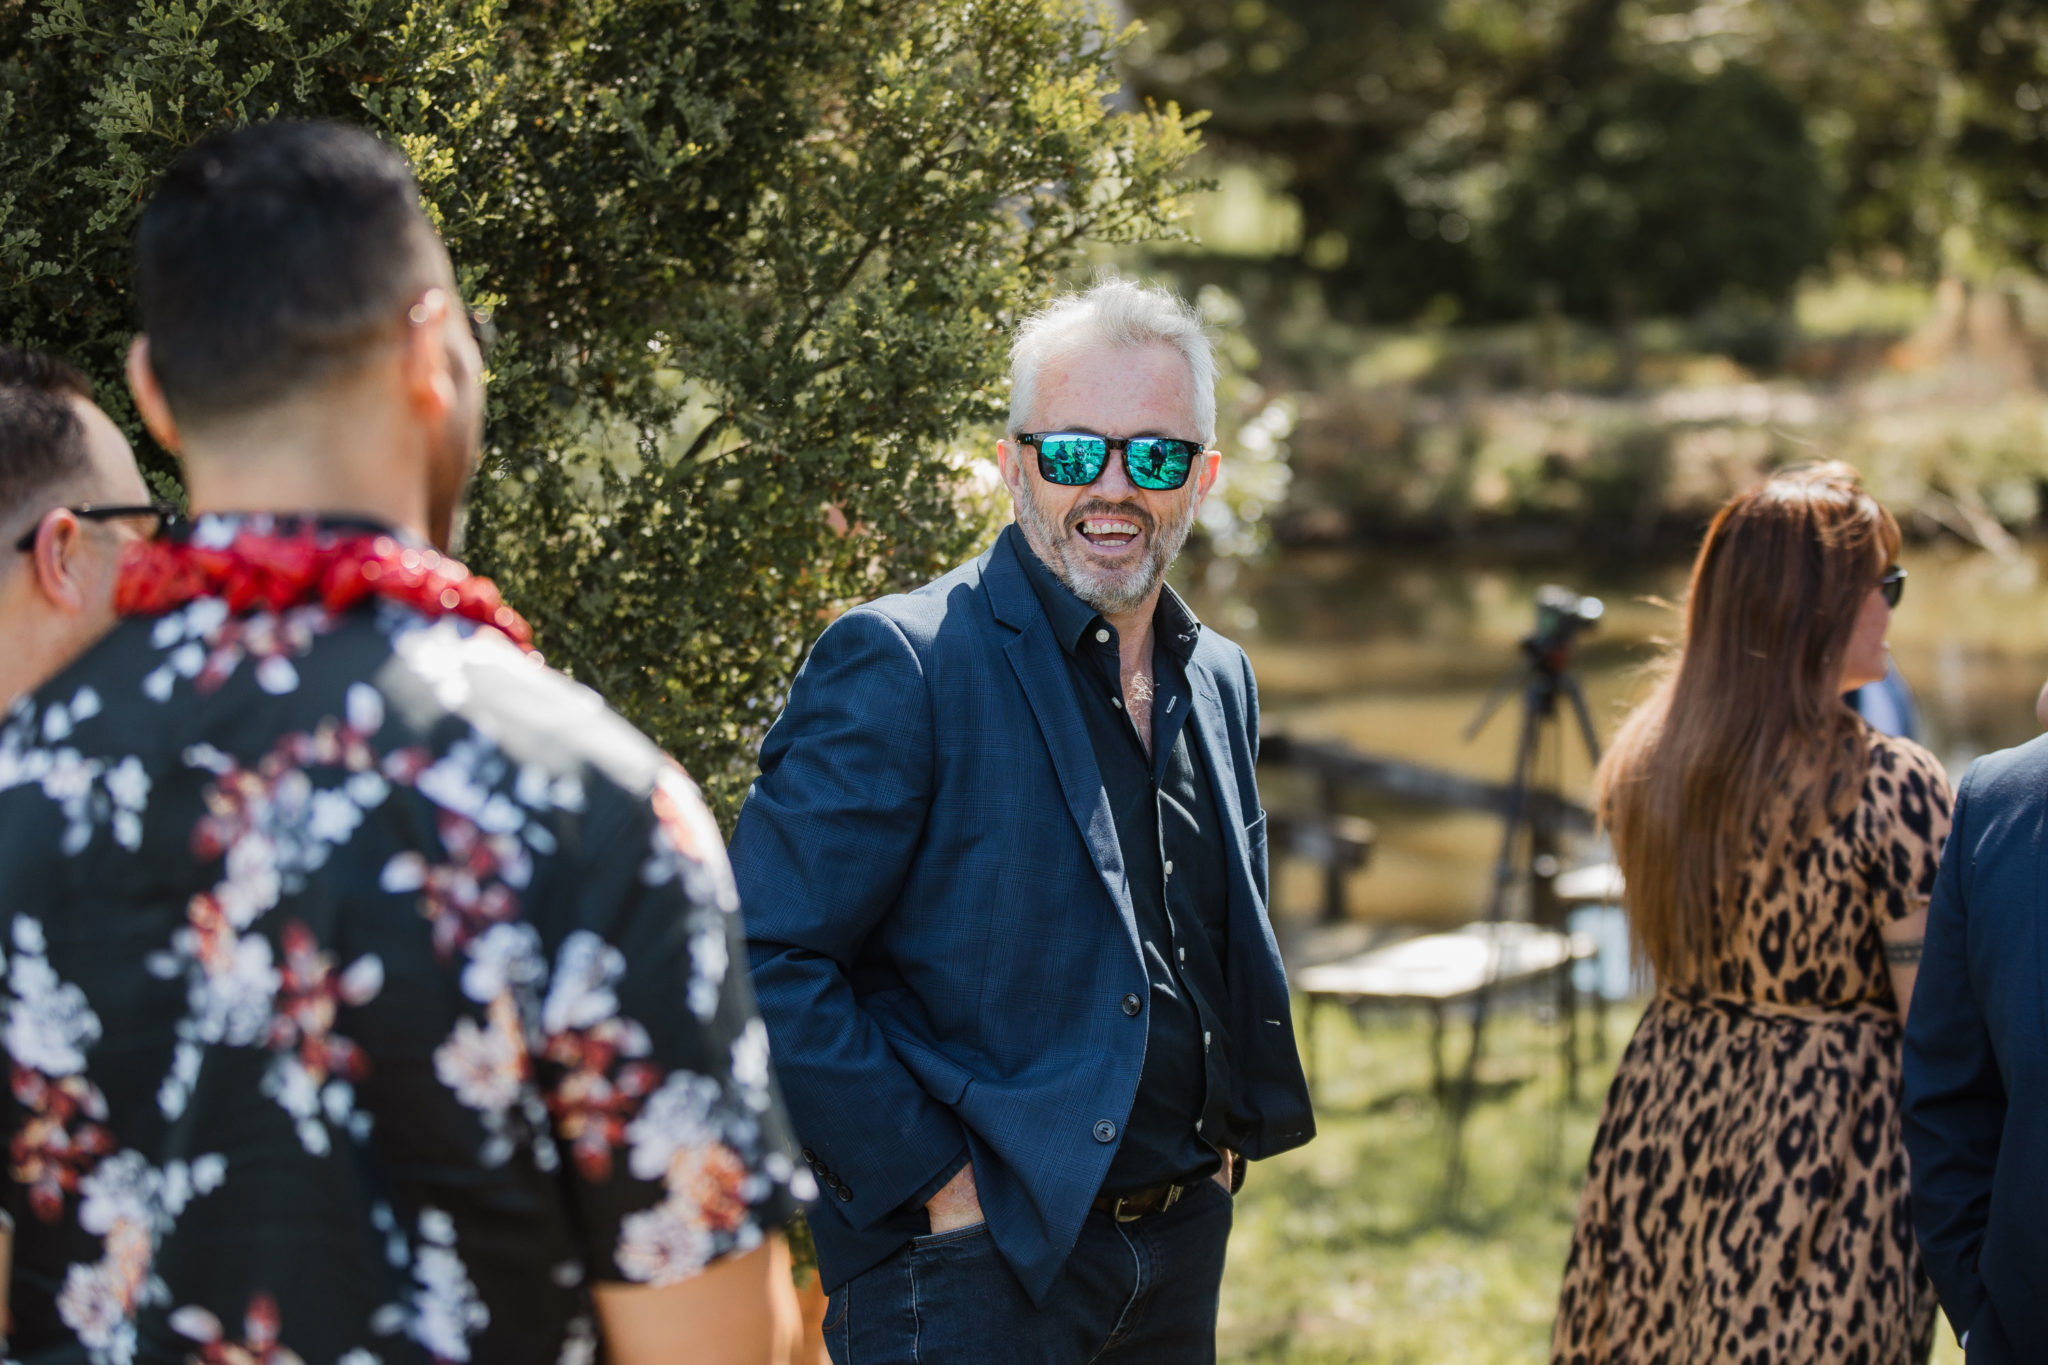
top-left (1295, 922), bottom-right (1597, 1003)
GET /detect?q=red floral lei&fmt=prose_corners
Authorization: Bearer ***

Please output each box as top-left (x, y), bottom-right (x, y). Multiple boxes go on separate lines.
top-left (116, 519), bottom-right (534, 651)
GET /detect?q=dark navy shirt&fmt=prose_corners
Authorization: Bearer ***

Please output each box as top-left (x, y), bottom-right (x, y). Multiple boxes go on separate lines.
top-left (1018, 542), bottom-right (1233, 1193)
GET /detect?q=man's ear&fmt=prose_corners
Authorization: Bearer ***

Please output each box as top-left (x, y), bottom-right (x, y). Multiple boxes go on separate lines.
top-left (28, 510), bottom-right (89, 614)
top-left (126, 337), bottom-right (181, 454)
top-left (996, 438), bottom-right (1027, 500)
top-left (401, 288), bottom-right (459, 426)
top-left (1191, 448), bottom-right (1222, 505)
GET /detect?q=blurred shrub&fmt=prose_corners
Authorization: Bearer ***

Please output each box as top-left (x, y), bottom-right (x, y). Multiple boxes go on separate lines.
top-left (1491, 63), bottom-right (1830, 321)
top-left (1, 0), bottom-right (1204, 814)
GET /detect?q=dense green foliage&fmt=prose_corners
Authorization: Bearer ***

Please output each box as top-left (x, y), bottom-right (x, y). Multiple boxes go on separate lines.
top-left (1, 0), bottom-right (1204, 811)
top-left (1127, 0), bottom-right (2048, 324)
top-left (1492, 63), bottom-right (1828, 320)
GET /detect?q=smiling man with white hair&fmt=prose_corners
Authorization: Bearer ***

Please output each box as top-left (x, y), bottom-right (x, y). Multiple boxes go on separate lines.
top-left (735, 275), bottom-right (1314, 1362)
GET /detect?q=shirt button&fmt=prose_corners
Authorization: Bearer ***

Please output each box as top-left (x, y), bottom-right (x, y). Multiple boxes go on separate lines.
top-left (1122, 993), bottom-right (1142, 1016)
top-left (1164, 860), bottom-right (1173, 876)
top-left (1093, 1120), bottom-right (1117, 1143)
top-left (1112, 697), bottom-right (1123, 709)
top-left (1178, 947), bottom-right (1186, 963)
top-left (1095, 628), bottom-right (1110, 643)
top-left (1204, 1031), bottom-right (1212, 1049)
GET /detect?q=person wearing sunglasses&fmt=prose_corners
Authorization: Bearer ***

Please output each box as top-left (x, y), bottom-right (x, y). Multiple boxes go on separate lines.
top-left (1553, 465), bottom-right (1949, 1365)
top-left (734, 276), bottom-right (1313, 1363)
top-left (0, 346), bottom-right (161, 709)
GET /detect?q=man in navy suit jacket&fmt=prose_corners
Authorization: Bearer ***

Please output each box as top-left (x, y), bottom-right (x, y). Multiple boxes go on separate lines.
top-left (1904, 737), bottom-right (2048, 1361)
top-left (732, 277), bottom-right (1314, 1362)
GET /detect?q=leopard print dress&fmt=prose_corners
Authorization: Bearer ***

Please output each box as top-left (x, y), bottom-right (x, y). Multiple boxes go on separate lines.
top-left (1552, 727), bottom-right (1952, 1365)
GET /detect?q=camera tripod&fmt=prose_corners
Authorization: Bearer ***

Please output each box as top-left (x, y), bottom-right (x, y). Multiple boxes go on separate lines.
top-left (1441, 587), bottom-right (1604, 1203)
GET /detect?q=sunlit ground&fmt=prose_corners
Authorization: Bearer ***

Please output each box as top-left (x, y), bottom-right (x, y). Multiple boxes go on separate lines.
top-left (1218, 1000), bottom-right (1967, 1364)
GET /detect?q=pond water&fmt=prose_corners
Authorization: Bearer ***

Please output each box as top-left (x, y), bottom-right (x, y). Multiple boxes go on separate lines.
top-left (1186, 541), bottom-right (2048, 929)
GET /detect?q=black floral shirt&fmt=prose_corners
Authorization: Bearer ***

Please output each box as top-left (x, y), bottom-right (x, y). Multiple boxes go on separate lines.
top-left (0, 518), bottom-right (809, 1364)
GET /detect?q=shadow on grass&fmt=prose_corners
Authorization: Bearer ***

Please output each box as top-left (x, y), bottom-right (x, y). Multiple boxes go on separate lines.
top-left (1217, 1000), bottom-right (1645, 1364)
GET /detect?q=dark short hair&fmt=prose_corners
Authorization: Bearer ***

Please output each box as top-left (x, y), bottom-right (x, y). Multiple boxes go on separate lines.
top-left (135, 120), bottom-right (442, 426)
top-left (0, 347), bottom-right (96, 523)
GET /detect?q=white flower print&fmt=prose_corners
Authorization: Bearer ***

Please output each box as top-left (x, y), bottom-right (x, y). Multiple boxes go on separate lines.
top-left (542, 933), bottom-right (624, 1037)
top-left (459, 923), bottom-right (544, 1006)
top-left (8, 917), bottom-right (103, 1076)
top-left (730, 1019), bottom-right (773, 1111)
top-left (687, 911), bottom-right (729, 1022)
top-left (434, 1015), bottom-right (527, 1114)
top-left (215, 835), bottom-right (284, 929)
top-left (255, 654), bottom-right (300, 695)
top-left (409, 1208), bottom-right (488, 1362)
top-left (556, 1314), bottom-right (597, 1365)
top-left (57, 1253), bottom-right (139, 1361)
top-left (615, 1202), bottom-right (714, 1285)
top-left (183, 932), bottom-right (280, 1048)
top-left (54, 1150), bottom-right (227, 1365)
top-left (76, 1151), bottom-right (160, 1236)
top-left (307, 788), bottom-right (365, 844)
top-left (625, 1072), bottom-right (721, 1183)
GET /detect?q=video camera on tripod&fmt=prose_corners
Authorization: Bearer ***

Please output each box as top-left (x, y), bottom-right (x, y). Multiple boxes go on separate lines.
top-left (1443, 583), bottom-right (1608, 1194)
top-left (1525, 585), bottom-right (1604, 675)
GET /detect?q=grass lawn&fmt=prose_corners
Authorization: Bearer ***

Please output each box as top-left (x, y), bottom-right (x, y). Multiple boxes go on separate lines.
top-left (1218, 998), bottom-right (1966, 1364)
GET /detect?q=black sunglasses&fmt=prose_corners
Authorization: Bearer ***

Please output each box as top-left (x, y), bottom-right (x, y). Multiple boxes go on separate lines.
top-left (14, 501), bottom-right (181, 553)
top-left (1017, 431), bottom-right (1203, 492)
top-left (1879, 565), bottom-right (1906, 608)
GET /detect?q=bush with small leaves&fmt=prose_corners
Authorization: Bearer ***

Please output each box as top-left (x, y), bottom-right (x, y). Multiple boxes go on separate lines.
top-left (2, 0), bottom-right (1205, 815)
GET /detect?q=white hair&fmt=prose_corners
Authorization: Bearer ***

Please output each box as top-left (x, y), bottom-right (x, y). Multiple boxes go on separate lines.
top-left (1006, 275), bottom-right (1217, 445)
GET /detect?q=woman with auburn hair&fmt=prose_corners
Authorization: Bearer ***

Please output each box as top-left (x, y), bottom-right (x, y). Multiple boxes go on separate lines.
top-left (1552, 463), bottom-right (1949, 1365)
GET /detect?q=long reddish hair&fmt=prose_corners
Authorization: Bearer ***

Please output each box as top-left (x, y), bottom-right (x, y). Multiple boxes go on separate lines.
top-left (1596, 462), bottom-right (1900, 990)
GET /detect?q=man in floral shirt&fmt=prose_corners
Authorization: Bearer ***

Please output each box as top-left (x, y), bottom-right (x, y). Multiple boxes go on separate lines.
top-left (0, 122), bottom-right (808, 1364)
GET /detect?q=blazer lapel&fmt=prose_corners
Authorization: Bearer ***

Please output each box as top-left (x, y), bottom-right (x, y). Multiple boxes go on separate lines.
top-left (1183, 659), bottom-right (1263, 921)
top-left (985, 533), bottom-right (1139, 950)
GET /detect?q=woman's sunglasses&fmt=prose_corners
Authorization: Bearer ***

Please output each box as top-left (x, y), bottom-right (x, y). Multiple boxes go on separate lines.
top-left (1017, 431), bottom-right (1202, 492)
top-left (1879, 565), bottom-right (1907, 608)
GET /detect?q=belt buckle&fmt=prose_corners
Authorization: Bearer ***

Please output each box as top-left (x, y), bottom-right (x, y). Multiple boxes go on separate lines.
top-left (1113, 1182), bottom-right (1184, 1223)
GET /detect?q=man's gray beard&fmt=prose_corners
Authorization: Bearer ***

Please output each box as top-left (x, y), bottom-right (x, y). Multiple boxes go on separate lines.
top-left (1014, 478), bottom-right (1200, 617)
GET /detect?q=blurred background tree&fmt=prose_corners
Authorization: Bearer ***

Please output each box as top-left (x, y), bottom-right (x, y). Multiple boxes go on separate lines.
top-left (1, 0), bottom-right (1204, 814)
top-left (1117, 0), bottom-right (2048, 548)
top-left (1125, 0), bottom-right (2048, 321)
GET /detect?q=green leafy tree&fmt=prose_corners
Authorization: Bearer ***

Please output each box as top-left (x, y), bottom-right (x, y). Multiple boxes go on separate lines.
top-left (1, 0), bottom-right (1204, 813)
top-left (1491, 62), bottom-right (1830, 320)
top-left (1933, 0), bottom-right (2048, 274)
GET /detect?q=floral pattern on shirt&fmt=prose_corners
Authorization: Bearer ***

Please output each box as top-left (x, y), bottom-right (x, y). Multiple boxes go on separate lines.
top-left (0, 521), bottom-right (807, 1365)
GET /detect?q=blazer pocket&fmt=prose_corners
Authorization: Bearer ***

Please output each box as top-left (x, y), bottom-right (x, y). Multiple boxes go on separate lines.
top-left (875, 1023), bottom-right (975, 1105)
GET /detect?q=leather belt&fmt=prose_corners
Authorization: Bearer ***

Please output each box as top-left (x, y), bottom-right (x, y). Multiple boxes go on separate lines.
top-left (1091, 1179), bottom-right (1195, 1223)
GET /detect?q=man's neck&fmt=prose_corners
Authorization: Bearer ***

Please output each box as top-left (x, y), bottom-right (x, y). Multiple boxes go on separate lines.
top-left (0, 589), bottom-right (81, 711)
top-left (178, 393), bottom-right (429, 543)
top-left (1103, 594), bottom-right (1159, 681)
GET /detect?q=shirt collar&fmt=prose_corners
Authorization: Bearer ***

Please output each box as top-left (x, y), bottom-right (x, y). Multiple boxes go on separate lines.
top-left (1007, 522), bottom-right (1204, 661)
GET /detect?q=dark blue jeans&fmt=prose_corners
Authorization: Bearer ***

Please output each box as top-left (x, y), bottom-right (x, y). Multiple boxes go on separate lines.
top-left (822, 1176), bottom-right (1234, 1364)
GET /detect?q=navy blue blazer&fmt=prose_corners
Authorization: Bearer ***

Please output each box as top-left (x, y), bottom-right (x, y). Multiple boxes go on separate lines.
top-left (731, 527), bottom-right (1314, 1301)
top-left (1904, 735), bottom-right (2048, 1361)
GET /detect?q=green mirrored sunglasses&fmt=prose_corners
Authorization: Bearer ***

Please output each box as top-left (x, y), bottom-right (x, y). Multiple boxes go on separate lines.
top-left (1018, 431), bottom-right (1202, 492)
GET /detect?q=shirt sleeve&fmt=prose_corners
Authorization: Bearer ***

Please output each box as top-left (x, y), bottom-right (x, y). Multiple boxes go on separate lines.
top-left (535, 764), bottom-right (809, 1286)
top-left (1859, 734), bottom-right (1954, 925)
